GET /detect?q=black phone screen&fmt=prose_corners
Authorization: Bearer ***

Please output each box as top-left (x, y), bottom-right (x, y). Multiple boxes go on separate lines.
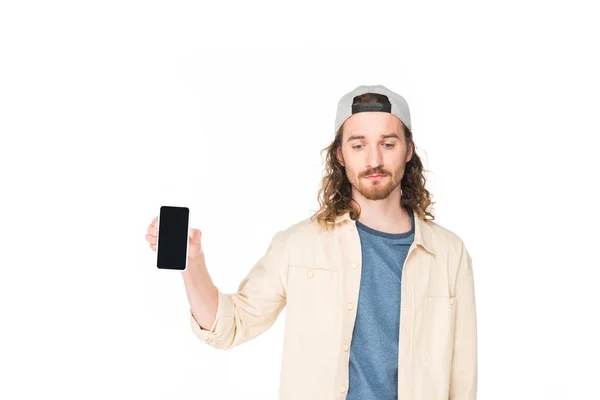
top-left (156, 206), bottom-right (189, 270)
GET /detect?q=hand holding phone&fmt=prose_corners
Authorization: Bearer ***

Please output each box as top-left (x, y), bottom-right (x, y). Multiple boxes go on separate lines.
top-left (145, 207), bottom-right (217, 330)
top-left (155, 205), bottom-right (190, 270)
top-left (145, 206), bottom-right (205, 270)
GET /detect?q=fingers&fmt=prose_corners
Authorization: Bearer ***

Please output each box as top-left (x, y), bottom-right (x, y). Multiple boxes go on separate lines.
top-left (145, 232), bottom-right (157, 244)
top-left (146, 230), bottom-right (157, 252)
top-left (146, 218), bottom-right (158, 250)
top-left (147, 224), bottom-right (157, 236)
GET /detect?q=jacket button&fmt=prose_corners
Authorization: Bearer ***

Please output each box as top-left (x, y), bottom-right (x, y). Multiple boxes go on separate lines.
top-left (351, 262), bottom-right (358, 269)
top-left (449, 299), bottom-right (454, 305)
top-left (343, 344), bottom-right (349, 352)
top-left (347, 302), bottom-right (354, 310)
top-left (340, 386), bottom-right (346, 393)
top-left (306, 271), bottom-right (314, 278)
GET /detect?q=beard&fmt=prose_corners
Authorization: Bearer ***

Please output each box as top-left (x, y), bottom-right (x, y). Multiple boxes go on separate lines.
top-left (348, 164), bottom-right (404, 201)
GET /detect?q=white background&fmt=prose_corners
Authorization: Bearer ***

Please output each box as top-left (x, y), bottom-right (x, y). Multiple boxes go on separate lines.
top-left (1, 0), bottom-right (599, 399)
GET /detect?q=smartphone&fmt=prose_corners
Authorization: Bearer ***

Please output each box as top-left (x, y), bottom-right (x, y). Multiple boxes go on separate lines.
top-left (156, 205), bottom-right (190, 270)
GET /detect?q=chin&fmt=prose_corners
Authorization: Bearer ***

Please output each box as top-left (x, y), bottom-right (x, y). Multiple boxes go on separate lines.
top-left (360, 187), bottom-right (394, 200)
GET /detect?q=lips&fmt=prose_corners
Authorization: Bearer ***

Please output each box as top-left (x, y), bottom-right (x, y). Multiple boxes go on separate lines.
top-left (366, 174), bottom-right (385, 179)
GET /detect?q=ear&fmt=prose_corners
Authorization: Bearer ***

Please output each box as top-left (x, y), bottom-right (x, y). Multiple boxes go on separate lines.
top-left (336, 145), bottom-right (345, 166)
top-left (405, 142), bottom-right (413, 163)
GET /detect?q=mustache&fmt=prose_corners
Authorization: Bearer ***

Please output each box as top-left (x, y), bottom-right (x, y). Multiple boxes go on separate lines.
top-left (362, 169), bottom-right (388, 177)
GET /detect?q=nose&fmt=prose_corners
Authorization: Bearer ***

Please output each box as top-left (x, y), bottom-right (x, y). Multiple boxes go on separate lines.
top-left (367, 145), bottom-right (383, 170)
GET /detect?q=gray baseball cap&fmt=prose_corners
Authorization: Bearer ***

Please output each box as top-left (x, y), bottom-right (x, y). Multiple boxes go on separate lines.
top-left (334, 84), bottom-right (412, 134)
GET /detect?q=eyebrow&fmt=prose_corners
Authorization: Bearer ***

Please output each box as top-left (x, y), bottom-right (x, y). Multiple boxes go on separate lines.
top-left (346, 133), bottom-right (401, 143)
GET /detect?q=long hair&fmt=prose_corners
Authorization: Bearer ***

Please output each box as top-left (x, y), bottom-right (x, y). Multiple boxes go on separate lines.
top-left (310, 93), bottom-right (436, 230)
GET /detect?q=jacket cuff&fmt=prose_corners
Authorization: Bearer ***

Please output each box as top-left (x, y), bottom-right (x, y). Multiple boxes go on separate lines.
top-left (189, 286), bottom-right (234, 345)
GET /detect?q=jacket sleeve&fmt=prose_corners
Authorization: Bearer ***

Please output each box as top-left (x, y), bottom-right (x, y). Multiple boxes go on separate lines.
top-left (189, 229), bottom-right (289, 350)
top-left (449, 242), bottom-right (478, 399)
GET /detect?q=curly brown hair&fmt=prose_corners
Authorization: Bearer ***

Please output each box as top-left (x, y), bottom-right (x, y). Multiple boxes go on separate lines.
top-left (309, 92), bottom-right (436, 230)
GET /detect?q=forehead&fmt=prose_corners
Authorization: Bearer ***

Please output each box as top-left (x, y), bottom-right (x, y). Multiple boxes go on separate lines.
top-left (343, 112), bottom-right (403, 138)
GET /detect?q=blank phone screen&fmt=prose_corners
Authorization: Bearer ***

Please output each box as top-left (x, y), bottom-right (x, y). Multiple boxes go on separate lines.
top-left (156, 206), bottom-right (189, 270)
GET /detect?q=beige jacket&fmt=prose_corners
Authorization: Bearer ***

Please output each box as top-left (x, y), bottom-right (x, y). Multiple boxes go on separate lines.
top-left (190, 209), bottom-right (477, 400)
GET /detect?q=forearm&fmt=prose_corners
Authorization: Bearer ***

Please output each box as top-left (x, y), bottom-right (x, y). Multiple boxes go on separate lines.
top-left (187, 230), bottom-right (288, 350)
top-left (182, 251), bottom-right (218, 331)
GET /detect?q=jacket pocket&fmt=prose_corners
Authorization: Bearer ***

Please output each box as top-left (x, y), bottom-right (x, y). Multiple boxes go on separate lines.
top-left (413, 296), bottom-right (458, 400)
top-left (418, 296), bottom-right (457, 366)
top-left (285, 266), bottom-right (338, 337)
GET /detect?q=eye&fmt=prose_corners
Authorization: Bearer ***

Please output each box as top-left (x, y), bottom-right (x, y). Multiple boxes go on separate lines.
top-left (384, 143), bottom-right (395, 148)
top-left (351, 144), bottom-right (363, 150)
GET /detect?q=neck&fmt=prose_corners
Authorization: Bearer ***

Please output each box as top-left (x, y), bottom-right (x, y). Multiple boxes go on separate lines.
top-left (353, 187), bottom-right (411, 234)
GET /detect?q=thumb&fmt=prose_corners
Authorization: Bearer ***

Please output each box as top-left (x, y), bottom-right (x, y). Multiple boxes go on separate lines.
top-left (189, 228), bottom-right (202, 243)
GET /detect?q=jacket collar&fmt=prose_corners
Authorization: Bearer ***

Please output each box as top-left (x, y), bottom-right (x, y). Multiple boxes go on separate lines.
top-left (333, 208), bottom-right (436, 255)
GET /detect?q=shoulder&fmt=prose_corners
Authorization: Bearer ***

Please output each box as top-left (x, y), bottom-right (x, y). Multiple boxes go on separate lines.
top-left (278, 216), bottom-right (327, 239)
top-left (425, 218), bottom-right (469, 258)
top-left (271, 215), bottom-right (339, 248)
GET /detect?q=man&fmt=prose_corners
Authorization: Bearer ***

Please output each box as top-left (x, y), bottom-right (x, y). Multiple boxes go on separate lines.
top-left (145, 84), bottom-right (478, 400)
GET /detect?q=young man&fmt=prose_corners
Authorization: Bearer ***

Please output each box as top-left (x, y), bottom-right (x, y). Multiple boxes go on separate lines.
top-left (145, 84), bottom-right (478, 400)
